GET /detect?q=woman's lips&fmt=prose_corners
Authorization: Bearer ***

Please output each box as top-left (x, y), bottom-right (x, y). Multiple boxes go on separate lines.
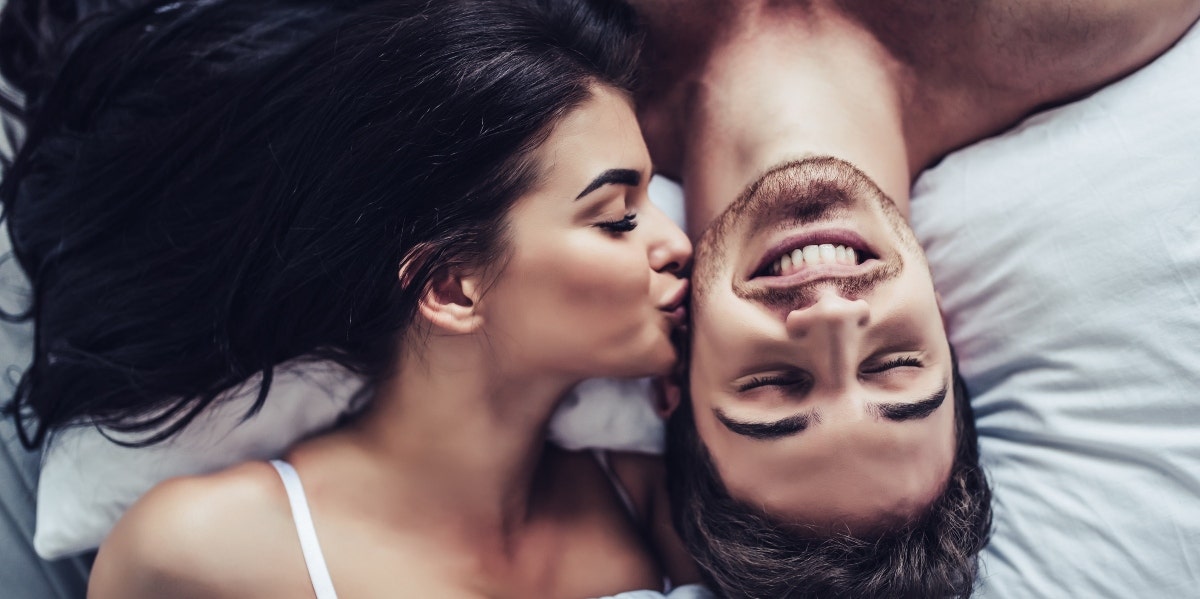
top-left (663, 305), bottom-right (687, 328)
top-left (659, 279), bottom-right (690, 327)
top-left (659, 279), bottom-right (689, 311)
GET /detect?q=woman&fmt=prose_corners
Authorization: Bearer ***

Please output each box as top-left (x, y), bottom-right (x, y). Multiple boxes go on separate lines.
top-left (0, 0), bottom-right (701, 596)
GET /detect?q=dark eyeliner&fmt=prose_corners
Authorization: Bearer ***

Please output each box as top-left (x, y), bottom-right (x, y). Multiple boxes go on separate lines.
top-left (596, 213), bottom-right (638, 233)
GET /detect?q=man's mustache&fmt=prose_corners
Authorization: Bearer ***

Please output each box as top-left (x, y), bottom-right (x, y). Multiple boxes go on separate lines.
top-left (745, 176), bottom-right (857, 237)
top-left (734, 260), bottom-right (901, 311)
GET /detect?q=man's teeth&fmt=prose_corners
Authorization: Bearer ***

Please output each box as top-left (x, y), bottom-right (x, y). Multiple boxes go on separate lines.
top-left (770, 244), bottom-right (859, 275)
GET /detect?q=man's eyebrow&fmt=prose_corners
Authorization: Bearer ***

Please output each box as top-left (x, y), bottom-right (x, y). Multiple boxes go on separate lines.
top-left (575, 168), bottom-right (641, 199)
top-left (870, 383), bottom-right (949, 422)
top-left (714, 408), bottom-right (817, 441)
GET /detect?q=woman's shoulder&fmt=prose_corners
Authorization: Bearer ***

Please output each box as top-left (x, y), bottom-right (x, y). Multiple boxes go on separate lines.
top-left (88, 461), bottom-right (311, 599)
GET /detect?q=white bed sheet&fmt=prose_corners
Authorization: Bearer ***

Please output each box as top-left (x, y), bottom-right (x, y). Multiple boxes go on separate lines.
top-left (910, 23), bottom-right (1200, 597)
top-left (8, 19), bottom-right (1199, 598)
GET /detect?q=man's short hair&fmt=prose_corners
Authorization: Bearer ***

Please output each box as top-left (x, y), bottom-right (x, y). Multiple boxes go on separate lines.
top-left (667, 352), bottom-right (992, 598)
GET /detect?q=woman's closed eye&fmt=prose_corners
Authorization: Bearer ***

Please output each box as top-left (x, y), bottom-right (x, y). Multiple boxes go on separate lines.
top-left (595, 212), bottom-right (638, 234)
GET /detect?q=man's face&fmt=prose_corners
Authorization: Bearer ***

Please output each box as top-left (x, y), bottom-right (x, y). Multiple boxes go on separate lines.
top-left (688, 156), bottom-right (956, 532)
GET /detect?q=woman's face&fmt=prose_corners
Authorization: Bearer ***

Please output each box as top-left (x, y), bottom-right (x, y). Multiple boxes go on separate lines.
top-left (479, 86), bottom-right (691, 380)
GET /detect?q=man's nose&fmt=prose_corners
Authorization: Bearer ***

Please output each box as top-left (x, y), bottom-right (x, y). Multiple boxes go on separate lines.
top-left (784, 289), bottom-right (870, 386)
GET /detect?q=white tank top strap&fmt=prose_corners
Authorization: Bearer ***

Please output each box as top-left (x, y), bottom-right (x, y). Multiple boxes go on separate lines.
top-left (592, 450), bottom-right (674, 593)
top-left (269, 459), bottom-right (339, 599)
top-left (591, 449), bottom-right (642, 525)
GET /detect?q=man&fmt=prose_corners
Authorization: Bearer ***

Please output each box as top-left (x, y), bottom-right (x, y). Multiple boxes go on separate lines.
top-left (627, 0), bottom-right (1200, 596)
top-left (670, 155), bottom-right (987, 597)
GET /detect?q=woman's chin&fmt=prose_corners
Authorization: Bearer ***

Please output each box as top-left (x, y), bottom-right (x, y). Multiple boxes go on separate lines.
top-left (628, 340), bottom-right (679, 378)
top-left (577, 331), bottom-right (680, 380)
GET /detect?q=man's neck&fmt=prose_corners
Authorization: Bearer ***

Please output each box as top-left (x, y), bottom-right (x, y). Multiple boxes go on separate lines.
top-left (635, 0), bottom-right (1200, 236)
top-left (639, 3), bottom-right (914, 234)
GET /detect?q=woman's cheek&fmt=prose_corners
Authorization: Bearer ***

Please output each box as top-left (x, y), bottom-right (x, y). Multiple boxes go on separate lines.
top-left (502, 230), bottom-right (653, 355)
top-left (573, 245), bottom-right (649, 315)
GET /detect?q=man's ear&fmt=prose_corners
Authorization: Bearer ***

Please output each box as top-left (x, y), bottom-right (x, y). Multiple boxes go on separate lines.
top-left (414, 267), bottom-right (485, 334)
top-left (654, 377), bottom-right (682, 419)
top-left (936, 291), bottom-right (951, 331)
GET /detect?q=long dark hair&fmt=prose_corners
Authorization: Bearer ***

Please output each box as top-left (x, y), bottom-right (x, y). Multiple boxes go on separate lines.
top-left (0, 0), bottom-right (642, 448)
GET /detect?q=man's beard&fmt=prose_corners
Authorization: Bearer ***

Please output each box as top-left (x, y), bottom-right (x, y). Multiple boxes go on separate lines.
top-left (692, 155), bottom-right (922, 308)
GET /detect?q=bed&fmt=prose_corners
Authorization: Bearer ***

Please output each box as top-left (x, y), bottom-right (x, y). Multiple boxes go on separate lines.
top-left (1, 17), bottom-right (1197, 599)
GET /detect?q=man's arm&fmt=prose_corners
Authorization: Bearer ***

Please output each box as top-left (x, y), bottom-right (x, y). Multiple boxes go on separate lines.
top-left (835, 0), bottom-right (1200, 93)
top-left (635, 0), bottom-right (1200, 180)
top-left (838, 0), bottom-right (1200, 139)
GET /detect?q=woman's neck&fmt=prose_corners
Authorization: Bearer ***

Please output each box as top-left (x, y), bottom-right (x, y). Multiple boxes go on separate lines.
top-left (340, 332), bottom-right (577, 534)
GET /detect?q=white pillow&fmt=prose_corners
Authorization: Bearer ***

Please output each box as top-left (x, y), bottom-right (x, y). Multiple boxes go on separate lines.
top-left (21, 175), bottom-right (684, 560)
top-left (910, 23), bottom-right (1200, 598)
top-left (34, 371), bottom-right (666, 560)
top-left (34, 361), bottom-right (364, 558)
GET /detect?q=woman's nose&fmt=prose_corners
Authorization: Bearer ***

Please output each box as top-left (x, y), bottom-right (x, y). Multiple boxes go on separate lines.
top-left (644, 203), bottom-right (692, 274)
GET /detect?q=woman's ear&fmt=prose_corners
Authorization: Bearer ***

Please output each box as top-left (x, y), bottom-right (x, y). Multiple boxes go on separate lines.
top-left (414, 267), bottom-right (485, 334)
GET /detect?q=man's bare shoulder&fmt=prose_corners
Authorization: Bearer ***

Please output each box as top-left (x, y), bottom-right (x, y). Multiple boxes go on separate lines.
top-left (977, 0), bottom-right (1198, 87)
top-left (837, 0), bottom-right (1200, 96)
top-left (88, 462), bottom-right (310, 599)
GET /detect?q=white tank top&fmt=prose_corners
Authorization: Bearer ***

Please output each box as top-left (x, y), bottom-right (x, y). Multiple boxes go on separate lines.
top-left (269, 452), bottom-right (644, 599)
top-left (269, 460), bottom-right (339, 599)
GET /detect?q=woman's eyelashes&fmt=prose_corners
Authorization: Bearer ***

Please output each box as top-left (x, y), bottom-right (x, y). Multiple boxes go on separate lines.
top-left (595, 212), bottom-right (638, 234)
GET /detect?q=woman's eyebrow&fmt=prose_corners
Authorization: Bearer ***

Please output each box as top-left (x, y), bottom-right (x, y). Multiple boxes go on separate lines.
top-left (575, 168), bottom-right (641, 199)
